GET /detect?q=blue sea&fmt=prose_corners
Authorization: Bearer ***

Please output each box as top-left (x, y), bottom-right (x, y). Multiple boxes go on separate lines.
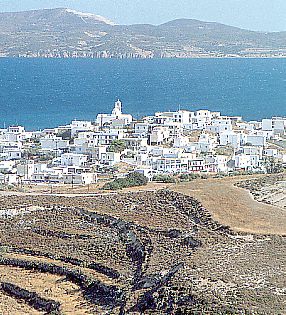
top-left (0, 58), bottom-right (285, 130)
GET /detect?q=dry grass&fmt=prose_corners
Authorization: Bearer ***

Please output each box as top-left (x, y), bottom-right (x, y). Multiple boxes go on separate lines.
top-left (0, 266), bottom-right (95, 315)
top-left (171, 175), bottom-right (286, 235)
top-left (0, 291), bottom-right (41, 315)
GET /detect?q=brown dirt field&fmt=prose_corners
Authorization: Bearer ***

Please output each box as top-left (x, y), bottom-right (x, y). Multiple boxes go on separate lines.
top-left (172, 176), bottom-right (286, 235)
top-left (5, 253), bottom-right (117, 286)
top-left (0, 187), bottom-right (285, 313)
top-left (0, 175), bottom-right (285, 314)
top-left (0, 292), bottom-right (42, 315)
top-left (0, 266), bottom-right (97, 315)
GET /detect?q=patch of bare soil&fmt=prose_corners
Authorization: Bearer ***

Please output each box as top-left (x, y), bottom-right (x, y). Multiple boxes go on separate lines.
top-left (172, 175), bottom-right (286, 235)
top-left (0, 266), bottom-right (96, 315)
top-left (0, 291), bottom-right (42, 315)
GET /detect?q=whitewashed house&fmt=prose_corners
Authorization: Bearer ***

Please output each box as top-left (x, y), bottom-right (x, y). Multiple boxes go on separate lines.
top-left (236, 122), bottom-right (255, 132)
top-left (5, 126), bottom-right (26, 142)
top-left (40, 135), bottom-right (69, 151)
top-left (219, 131), bottom-right (246, 149)
top-left (0, 173), bottom-right (18, 185)
top-left (245, 134), bottom-right (266, 147)
top-left (60, 153), bottom-right (88, 167)
top-left (149, 126), bottom-right (170, 145)
top-left (196, 132), bottom-right (218, 153)
top-left (262, 117), bottom-right (285, 135)
top-left (153, 156), bottom-right (189, 174)
top-left (188, 158), bottom-right (206, 172)
top-left (71, 120), bottom-right (95, 137)
top-left (100, 152), bottom-right (121, 166)
top-left (206, 119), bottom-right (232, 133)
top-left (62, 172), bottom-right (97, 185)
top-left (263, 148), bottom-right (279, 158)
top-left (205, 155), bottom-right (229, 173)
top-left (2, 148), bottom-right (22, 160)
top-left (173, 135), bottom-right (190, 148)
top-left (93, 130), bottom-right (124, 146)
top-left (189, 110), bottom-right (220, 130)
top-left (17, 161), bottom-right (35, 180)
top-left (0, 160), bottom-right (15, 173)
top-left (122, 136), bottom-right (148, 151)
top-left (235, 154), bottom-right (261, 170)
top-left (135, 167), bottom-right (154, 180)
top-left (134, 122), bottom-right (149, 136)
top-left (242, 146), bottom-right (263, 158)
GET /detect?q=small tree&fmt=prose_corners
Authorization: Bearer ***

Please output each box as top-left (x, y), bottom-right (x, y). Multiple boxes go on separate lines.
top-left (126, 172), bottom-right (148, 186)
top-left (107, 140), bottom-right (126, 153)
top-left (263, 157), bottom-right (284, 174)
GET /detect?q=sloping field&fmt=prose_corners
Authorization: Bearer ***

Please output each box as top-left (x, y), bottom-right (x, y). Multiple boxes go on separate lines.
top-left (0, 188), bottom-right (285, 314)
top-left (172, 175), bottom-right (286, 235)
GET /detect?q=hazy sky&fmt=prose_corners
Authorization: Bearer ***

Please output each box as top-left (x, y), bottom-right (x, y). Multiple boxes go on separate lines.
top-left (0, 0), bottom-right (285, 32)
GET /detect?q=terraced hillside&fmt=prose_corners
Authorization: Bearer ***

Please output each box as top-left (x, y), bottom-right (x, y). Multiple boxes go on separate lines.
top-left (0, 190), bottom-right (285, 314)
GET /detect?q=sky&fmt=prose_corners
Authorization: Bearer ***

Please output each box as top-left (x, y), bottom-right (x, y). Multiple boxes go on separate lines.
top-left (0, 0), bottom-right (285, 32)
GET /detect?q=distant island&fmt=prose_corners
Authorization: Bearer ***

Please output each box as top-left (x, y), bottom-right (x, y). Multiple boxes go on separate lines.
top-left (1, 8), bottom-right (286, 59)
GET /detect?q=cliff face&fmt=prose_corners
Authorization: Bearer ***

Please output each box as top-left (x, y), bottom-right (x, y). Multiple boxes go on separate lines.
top-left (1, 8), bottom-right (286, 58)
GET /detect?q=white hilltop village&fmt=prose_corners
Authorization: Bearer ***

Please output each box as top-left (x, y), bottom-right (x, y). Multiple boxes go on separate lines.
top-left (0, 99), bottom-right (285, 187)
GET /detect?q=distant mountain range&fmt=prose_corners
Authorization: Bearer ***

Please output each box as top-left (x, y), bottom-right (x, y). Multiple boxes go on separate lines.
top-left (1, 8), bottom-right (286, 58)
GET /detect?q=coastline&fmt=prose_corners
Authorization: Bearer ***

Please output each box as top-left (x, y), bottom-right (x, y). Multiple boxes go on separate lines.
top-left (2, 55), bottom-right (286, 59)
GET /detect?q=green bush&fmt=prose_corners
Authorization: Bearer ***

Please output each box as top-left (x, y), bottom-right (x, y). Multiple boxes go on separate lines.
top-left (153, 174), bottom-right (176, 183)
top-left (102, 172), bottom-right (148, 190)
top-left (107, 139), bottom-right (126, 153)
top-left (126, 172), bottom-right (148, 186)
top-left (102, 179), bottom-right (126, 190)
top-left (178, 173), bottom-right (200, 182)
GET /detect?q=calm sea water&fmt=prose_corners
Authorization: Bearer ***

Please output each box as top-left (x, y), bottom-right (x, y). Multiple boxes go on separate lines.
top-left (0, 58), bottom-right (285, 130)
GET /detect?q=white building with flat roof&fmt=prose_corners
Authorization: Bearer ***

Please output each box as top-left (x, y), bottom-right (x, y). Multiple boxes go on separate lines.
top-left (71, 120), bottom-right (95, 137)
top-left (60, 153), bottom-right (88, 167)
top-left (262, 117), bottom-right (285, 135)
top-left (40, 135), bottom-right (69, 151)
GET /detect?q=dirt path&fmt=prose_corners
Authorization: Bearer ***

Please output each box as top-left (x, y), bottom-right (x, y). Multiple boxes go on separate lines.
top-left (172, 177), bottom-right (286, 235)
top-left (0, 182), bottom-right (169, 197)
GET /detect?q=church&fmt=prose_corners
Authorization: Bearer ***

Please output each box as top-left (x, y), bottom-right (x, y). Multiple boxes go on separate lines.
top-left (96, 100), bottom-right (133, 127)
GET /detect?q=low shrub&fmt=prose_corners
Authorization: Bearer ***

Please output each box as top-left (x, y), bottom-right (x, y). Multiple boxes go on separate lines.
top-left (152, 175), bottom-right (176, 183)
top-left (200, 174), bottom-right (209, 180)
top-left (102, 172), bottom-right (148, 190)
top-left (178, 173), bottom-right (200, 182)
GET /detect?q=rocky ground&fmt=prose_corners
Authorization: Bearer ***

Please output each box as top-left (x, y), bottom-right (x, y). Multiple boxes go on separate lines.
top-left (237, 174), bottom-right (286, 209)
top-left (0, 189), bottom-right (285, 314)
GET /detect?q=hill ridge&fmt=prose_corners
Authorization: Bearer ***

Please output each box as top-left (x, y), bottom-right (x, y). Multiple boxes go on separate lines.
top-left (1, 8), bottom-right (286, 58)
